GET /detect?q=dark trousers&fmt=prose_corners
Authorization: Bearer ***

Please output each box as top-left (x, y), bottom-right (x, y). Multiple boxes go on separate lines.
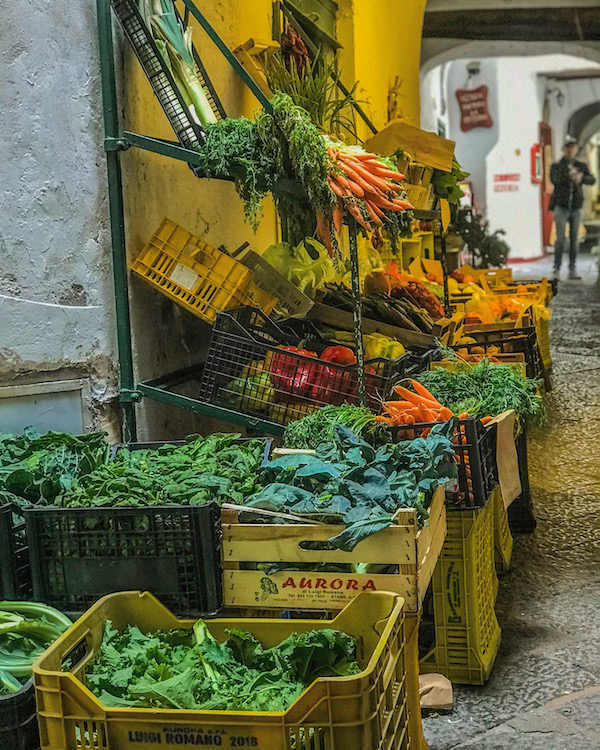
top-left (554, 205), bottom-right (582, 271)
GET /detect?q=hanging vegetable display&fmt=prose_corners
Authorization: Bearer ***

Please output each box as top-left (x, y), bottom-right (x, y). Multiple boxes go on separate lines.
top-left (194, 94), bottom-right (413, 256)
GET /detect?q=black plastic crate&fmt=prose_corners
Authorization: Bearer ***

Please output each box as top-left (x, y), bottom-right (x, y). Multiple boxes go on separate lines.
top-left (455, 327), bottom-right (543, 381)
top-left (404, 346), bottom-right (443, 377)
top-left (508, 429), bottom-right (536, 533)
top-left (199, 306), bottom-right (410, 426)
top-left (391, 418), bottom-right (498, 510)
top-left (0, 678), bottom-right (38, 750)
top-left (0, 504), bottom-right (32, 600)
top-left (24, 503), bottom-right (221, 619)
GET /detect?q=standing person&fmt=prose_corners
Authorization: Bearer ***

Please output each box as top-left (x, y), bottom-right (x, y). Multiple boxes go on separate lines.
top-left (550, 136), bottom-right (595, 280)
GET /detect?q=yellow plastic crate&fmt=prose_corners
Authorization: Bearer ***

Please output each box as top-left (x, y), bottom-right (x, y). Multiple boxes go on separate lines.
top-left (420, 497), bottom-right (501, 685)
top-left (222, 487), bottom-right (446, 613)
top-left (492, 485), bottom-right (513, 575)
top-left (536, 317), bottom-right (552, 370)
top-left (132, 219), bottom-right (254, 324)
top-left (34, 591), bottom-right (410, 750)
top-left (234, 246), bottom-right (314, 318)
top-left (405, 614), bottom-right (428, 750)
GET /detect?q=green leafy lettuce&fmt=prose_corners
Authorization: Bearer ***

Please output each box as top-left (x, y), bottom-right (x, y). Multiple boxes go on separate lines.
top-left (86, 619), bottom-right (360, 711)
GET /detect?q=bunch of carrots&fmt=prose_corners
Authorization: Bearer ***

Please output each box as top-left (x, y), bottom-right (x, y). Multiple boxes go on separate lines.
top-left (316, 145), bottom-right (413, 251)
top-left (376, 379), bottom-right (494, 427)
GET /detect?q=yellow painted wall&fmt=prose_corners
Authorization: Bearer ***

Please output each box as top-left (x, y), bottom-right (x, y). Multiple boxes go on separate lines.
top-left (122, 0), bottom-right (278, 262)
top-left (338, 0), bottom-right (427, 139)
top-left (122, 0), bottom-right (427, 259)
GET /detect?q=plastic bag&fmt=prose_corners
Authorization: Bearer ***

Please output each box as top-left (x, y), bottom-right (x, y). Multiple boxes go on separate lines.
top-left (262, 239), bottom-right (336, 299)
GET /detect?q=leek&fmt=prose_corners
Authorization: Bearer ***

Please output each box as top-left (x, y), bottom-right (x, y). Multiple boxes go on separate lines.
top-left (0, 602), bottom-right (71, 679)
top-left (0, 668), bottom-right (21, 696)
top-left (139, 0), bottom-right (217, 126)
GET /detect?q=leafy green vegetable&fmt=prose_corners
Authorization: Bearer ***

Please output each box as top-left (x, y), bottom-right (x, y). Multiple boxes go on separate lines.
top-left (195, 93), bottom-right (334, 246)
top-left (57, 434), bottom-right (267, 508)
top-left (246, 423), bottom-right (456, 549)
top-left (416, 356), bottom-right (546, 429)
top-left (86, 619), bottom-right (360, 711)
top-left (0, 601), bottom-right (71, 680)
top-left (432, 155), bottom-right (470, 205)
top-left (0, 430), bottom-right (109, 506)
top-left (0, 668), bottom-right (22, 695)
top-left (284, 404), bottom-right (384, 450)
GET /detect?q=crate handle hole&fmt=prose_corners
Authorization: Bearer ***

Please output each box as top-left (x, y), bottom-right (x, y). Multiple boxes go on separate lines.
top-left (61, 635), bottom-right (92, 674)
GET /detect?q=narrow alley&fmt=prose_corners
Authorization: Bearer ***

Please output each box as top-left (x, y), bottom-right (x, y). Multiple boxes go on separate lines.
top-left (424, 255), bottom-right (600, 749)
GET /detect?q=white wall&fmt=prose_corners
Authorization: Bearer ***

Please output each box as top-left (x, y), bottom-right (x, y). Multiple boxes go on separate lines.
top-left (484, 57), bottom-right (546, 260)
top-left (0, 0), bottom-right (119, 431)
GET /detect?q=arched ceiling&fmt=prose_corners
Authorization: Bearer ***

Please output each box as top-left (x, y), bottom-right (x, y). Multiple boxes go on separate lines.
top-left (568, 103), bottom-right (600, 145)
top-left (421, 1), bottom-right (600, 74)
top-left (424, 0), bottom-right (600, 41)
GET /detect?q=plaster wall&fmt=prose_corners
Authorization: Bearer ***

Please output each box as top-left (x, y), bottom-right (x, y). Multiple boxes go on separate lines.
top-left (0, 0), bottom-right (118, 432)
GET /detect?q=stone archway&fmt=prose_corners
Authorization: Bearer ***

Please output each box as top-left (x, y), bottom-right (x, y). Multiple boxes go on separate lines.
top-left (568, 103), bottom-right (600, 146)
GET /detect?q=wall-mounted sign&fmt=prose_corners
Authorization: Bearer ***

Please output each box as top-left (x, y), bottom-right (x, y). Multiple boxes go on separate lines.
top-left (493, 173), bottom-right (520, 193)
top-left (456, 86), bottom-right (493, 132)
top-left (530, 144), bottom-right (542, 183)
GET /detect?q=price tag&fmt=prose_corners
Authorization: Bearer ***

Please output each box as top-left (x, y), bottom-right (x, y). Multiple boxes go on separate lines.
top-left (170, 263), bottom-right (199, 291)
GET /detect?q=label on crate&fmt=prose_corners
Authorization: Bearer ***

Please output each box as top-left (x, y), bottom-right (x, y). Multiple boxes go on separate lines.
top-left (122, 727), bottom-right (259, 746)
top-left (169, 262), bottom-right (199, 291)
top-left (224, 570), bottom-right (418, 611)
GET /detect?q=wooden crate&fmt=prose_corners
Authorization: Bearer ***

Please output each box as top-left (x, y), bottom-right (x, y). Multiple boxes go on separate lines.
top-left (222, 487), bottom-right (446, 612)
top-left (232, 38), bottom-right (279, 99)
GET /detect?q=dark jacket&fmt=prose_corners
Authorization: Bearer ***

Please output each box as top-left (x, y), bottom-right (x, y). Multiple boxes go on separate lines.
top-left (550, 157), bottom-right (595, 211)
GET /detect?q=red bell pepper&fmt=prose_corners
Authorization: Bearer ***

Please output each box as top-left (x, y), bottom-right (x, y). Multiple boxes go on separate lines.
top-left (270, 346), bottom-right (318, 398)
top-left (310, 346), bottom-right (357, 406)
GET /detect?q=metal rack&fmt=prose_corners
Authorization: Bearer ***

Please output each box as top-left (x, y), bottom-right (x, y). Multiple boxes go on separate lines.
top-left (97, 0), bottom-right (444, 440)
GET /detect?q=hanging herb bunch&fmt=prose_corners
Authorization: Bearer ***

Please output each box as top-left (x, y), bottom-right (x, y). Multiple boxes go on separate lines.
top-left (195, 94), bottom-right (413, 259)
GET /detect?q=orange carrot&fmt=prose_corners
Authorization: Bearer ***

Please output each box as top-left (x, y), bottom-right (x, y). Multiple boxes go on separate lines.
top-left (419, 408), bottom-right (438, 423)
top-left (385, 400), bottom-right (414, 409)
top-left (341, 168), bottom-right (374, 195)
top-left (368, 200), bottom-right (386, 219)
top-left (480, 416), bottom-right (493, 425)
top-left (375, 415), bottom-right (393, 424)
top-left (393, 386), bottom-right (422, 405)
top-left (328, 177), bottom-right (344, 197)
top-left (364, 200), bottom-right (384, 226)
top-left (334, 172), bottom-right (350, 189)
top-left (440, 407), bottom-right (454, 420)
top-left (349, 162), bottom-right (392, 193)
top-left (409, 379), bottom-right (438, 402)
top-left (457, 411), bottom-right (470, 420)
top-left (332, 204), bottom-right (343, 232)
top-left (375, 168), bottom-right (405, 181)
top-left (346, 202), bottom-right (371, 232)
top-left (348, 152), bottom-right (378, 161)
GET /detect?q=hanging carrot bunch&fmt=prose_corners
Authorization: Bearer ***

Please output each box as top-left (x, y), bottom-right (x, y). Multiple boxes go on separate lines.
top-left (319, 141), bottom-right (413, 251)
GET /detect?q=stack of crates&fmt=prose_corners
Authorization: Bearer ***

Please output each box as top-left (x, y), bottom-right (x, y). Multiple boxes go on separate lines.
top-left (420, 493), bottom-right (501, 685)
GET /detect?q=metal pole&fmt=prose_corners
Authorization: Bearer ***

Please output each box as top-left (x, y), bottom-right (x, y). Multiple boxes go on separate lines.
top-left (441, 229), bottom-right (450, 317)
top-left (97, 0), bottom-right (138, 441)
top-left (348, 219), bottom-right (366, 405)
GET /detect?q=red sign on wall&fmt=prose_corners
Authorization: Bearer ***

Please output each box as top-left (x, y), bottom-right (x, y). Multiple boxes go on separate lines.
top-left (456, 86), bottom-right (493, 132)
